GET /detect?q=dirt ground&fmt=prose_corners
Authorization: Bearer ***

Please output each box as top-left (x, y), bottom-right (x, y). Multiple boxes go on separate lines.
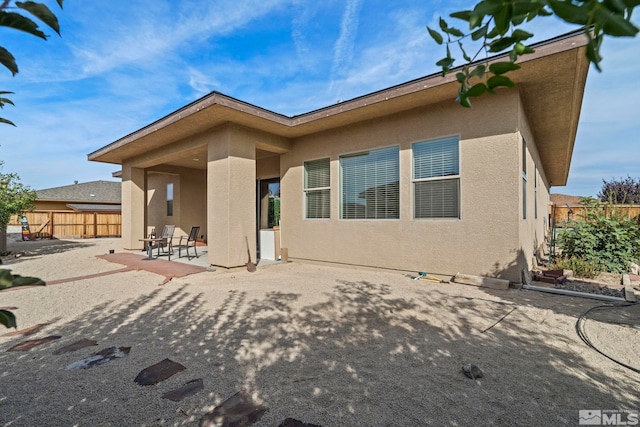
top-left (0, 237), bottom-right (639, 426)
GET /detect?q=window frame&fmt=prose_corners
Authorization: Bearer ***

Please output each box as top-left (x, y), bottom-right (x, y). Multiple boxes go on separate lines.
top-left (303, 157), bottom-right (331, 220)
top-left (411, 136), bottom-right (461, 220)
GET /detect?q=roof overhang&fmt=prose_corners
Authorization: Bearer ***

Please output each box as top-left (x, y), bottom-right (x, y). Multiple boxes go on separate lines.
top-left (88, 31), bottom-right (589, 186)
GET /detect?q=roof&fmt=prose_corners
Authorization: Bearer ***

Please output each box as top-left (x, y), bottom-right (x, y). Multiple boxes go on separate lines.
top-left (36, 180), bottom-right (121, 203)
top-left (550, 193), bottom-right (585, 206)
top-left (89, 30), bottom-right (590, 186)
top-left (66, 203), bottom-right (122, 212)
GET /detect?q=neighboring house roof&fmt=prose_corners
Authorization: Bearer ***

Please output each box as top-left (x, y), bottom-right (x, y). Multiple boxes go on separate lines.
top-left (550, 193), bottom-right (585, 206)
top-left (88, 30), bottom-right (590, 186)
top-left (36, 180), bottom-right (121, 204)
top-left (66, 203), bottom-right (122, 212)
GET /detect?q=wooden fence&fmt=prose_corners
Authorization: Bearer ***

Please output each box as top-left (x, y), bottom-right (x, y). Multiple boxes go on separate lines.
top-left (550, 204), bottom-right (640, 225)
top-left (9, 211), bottom-right (121, 238)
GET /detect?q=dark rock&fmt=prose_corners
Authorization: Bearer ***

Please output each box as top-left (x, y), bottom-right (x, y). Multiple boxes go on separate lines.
top-left (7, 335), bottom-right (61, 352)
top-left (65, 346), bottom-right (130, 370)
top-left (161, 378), bottom-right (204, 402)
top-left (53, 338), bottom-right (99, 355)
top-left (199, 390), bottom-right (268, 427)
top-left (134, 358), bottom-right (186, 386)
top-left (279, 418), bottom-right (322, 427)
top-left (462, 363), bottom-right (483, 379)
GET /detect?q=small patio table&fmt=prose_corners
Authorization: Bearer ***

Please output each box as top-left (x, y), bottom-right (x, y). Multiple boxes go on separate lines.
top-left (139, 237), bottom-right (165, 260)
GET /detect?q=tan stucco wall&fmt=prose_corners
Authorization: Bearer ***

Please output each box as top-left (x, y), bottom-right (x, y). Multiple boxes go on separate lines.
top-left (518, 94), bottom-right (552, 275)
top-left (121, 164), bottom-right (145, 249)
top-left (207, 124), bottom-right (257, 267)
top-left (147, 172), bottom-right (180, 237)
top-left (281, 91), bottom-right (528, 281)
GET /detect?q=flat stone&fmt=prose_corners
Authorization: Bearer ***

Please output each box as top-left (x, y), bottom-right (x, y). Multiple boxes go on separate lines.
top-left (53, 339), bottom-right (99, 355)
top-left (161, 378), bottom-right (204, 402)
top-left (134, 358), bottom-right (186, 386)
top-left (279, 418), bottom-right (322, 427)
top-left (65, 346), bottom-right (130, 370)
top-left (199, 390), bottom-right (268, 427)
top-left (7, 335), bottom-right (61, 352)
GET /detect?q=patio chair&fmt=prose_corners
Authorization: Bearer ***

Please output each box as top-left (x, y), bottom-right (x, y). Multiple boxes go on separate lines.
top-left (179, 226), bottom-right (200, 260)
top-left (156, 224), bottom-right (176, 260)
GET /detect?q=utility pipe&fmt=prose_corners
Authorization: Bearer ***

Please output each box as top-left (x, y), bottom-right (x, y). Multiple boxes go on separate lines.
top-left (522, 284), bottom-right (626, 303)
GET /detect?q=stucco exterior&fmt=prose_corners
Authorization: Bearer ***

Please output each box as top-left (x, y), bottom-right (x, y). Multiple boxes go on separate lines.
top-left (88, 31), bottom-right (589, 282)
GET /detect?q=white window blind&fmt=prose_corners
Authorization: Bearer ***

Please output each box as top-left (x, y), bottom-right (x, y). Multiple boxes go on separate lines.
top-left (412, 136), bottom-right (460, 219)
top-left (304, 158), bottom-right (330, 219)
top-left (340, 146), bottom-right (399, 219)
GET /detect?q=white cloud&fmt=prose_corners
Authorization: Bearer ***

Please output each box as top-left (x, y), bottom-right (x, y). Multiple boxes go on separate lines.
top-left (330, 0), bottom-right (364, 83)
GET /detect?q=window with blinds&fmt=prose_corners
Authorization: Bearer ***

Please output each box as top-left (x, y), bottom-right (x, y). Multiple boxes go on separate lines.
top-left (304, 158), bottom-right (330, 219)
top-left (340, 146), bottom-right (399, 219)
top-left (412, 136), bottom-right (460, 219)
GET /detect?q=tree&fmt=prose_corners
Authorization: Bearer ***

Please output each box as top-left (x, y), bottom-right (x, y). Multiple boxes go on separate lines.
top-left (1, 0), bottom-right (63, 125)
top-left (598, 176), bottom-right (640, 204)
top-left (427, 0), bottom-right (639, 107)
top-left (0, 161), bottom-right (37, 253)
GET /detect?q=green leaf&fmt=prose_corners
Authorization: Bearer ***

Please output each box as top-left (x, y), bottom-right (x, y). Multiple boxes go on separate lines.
top-left (547, 0), bottom-right (590, 25)
top-left (489, 61), bottom-right (521, 75)
top-left (0, 11), bottom-right (47, 40)
top-left (0, 97), bottom-right (15, 107)
top-left (622, 0), bottom-right (640, 8)
top-left (444, 25), bottom-right (465, 37)
top-left (458, 41), bottom-right (471, 62)
top-left (0, 117), bottom-right (16, 126)
top-left (471, 25), bottom-right (488, 40)
top-left (487, 75), bottom-right (516, 89)
top-left (11, 275), bottom-right (46, 287)
top-left (466, 83), bottom-right (487, 97)
top-left (595, 7), bottom-right (639, 36)
top-left (0, 310), bottom-right (17, 329)
top-left (0, 47), bottom-right (18, 75)
top-left (427, 26), bottom-right (443, 45)
top-left (604, 0), bottom-right (627, 13)
top-left (57, 0), bottom-right (64, 8)
top-left (450, 10), bottom-right (472, 22)
top-left (16, 1), bottom-right (61, 35)
top-left (472, 0), bottom-right (503, 17)
top-left (511, 29), bottom-right (534, 41)
top-left (456, 72), bottom-right (466, 83)
top-left (488, 36), bottom-right (516, 52)
top-left (456, 92), bottom-right (472, 108)
top-left (469, 64), bottom-right (486, 79)
top-left (493, 2), bottom-right (513, 34)
top-left (439, 17), bottom-right (448, 32)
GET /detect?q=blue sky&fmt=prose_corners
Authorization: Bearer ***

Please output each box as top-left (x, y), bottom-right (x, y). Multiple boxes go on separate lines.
top-left (0, 0), bottom-right (638, 196)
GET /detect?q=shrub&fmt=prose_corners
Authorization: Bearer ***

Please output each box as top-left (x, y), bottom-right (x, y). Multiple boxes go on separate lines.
top-left (557, 198), bottom-right (640, 274)
top-left (552, 256), bottom-right (600, 279)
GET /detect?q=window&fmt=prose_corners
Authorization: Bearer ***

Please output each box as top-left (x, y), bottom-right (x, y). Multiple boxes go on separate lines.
top-left (167, 183), bottom-right (174, 217)
top-left (534, 167), bottom-right (538, 219)
top-left (340, 146), bottom-right (399, 219)
top-left (522, 139), bottom-right (528, 220)
top-left (412, 136), bottom-right (460, 219)
top-left (304, 158), bottom-right (330, 219)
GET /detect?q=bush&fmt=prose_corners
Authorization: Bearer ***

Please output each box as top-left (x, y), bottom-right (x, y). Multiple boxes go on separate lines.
top-left (557, 198), bottom-right (640, 274)
top-left (552, 256), bottom-right (600, 279)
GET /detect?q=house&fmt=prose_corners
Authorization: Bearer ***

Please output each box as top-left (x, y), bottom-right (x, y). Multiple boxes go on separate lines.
top-left (9, 180), bottom-right (122, 239)
top-left (34, 180), bottom-right (121, 213)
top-left (88, 30), bottom-right (589, 282)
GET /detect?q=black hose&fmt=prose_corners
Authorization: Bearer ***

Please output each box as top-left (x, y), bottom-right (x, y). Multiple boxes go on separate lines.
top-left (575, 302), bottom-right (640, 374)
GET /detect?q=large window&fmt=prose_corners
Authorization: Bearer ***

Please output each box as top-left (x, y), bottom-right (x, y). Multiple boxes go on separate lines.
top-left (304, 158), bottom-right (330, 219)
top-left (412, 136), bottom-right (460, 219)
top-left (340, 146), bottom-right (399, 219)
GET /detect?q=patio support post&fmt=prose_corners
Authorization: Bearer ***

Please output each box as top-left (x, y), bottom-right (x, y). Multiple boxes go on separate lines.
top-left (207, 125), bottom-right (257, 268)
top-left (121, 163), bottom-right (146, 250)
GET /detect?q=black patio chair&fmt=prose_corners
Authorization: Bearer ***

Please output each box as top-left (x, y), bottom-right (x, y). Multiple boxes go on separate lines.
top-left (179, 226), bottom-right (200, 260)
top-left (157, 224), bottom-right (176, 260)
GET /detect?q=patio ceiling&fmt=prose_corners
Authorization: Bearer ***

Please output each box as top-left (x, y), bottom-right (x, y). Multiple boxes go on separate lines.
top-left (89, 31), bottom-right (589, 186)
